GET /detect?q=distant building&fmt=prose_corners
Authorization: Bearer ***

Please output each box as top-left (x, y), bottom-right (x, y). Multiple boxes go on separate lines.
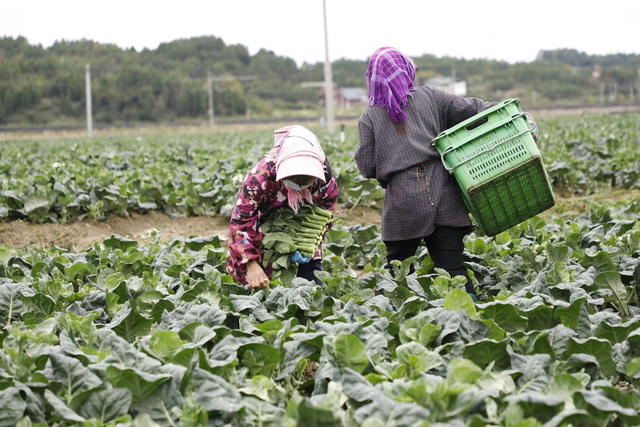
top-left (337, 87), bottom-right (367, 109)
top-left (300, 81), bottom-right (336, 107)
top-left (300, 82), bottom-right (368, 109)
top-left (425, 76), bottom-right (467, 96)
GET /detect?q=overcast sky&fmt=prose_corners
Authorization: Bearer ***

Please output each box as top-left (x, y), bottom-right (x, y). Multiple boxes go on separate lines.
top-left (2, 0), bottom-right (639, 65)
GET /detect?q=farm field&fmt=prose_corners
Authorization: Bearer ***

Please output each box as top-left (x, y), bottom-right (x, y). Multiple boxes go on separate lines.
top-left (1, 113), bottom-right (639, 224)
top-left (0, 113), bottom-right (639, 426)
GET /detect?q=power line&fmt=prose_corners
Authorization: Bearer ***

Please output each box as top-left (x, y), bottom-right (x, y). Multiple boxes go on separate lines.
top-left (322, 0), bottom-right (336, 133)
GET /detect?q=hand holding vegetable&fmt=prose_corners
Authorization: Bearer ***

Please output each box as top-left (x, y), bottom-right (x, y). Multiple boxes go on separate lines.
top-left (259, 204), bottom-right (334, 281)
top-left (291, 250), bottom-right (311, 264)
top-left (247, 260), bottom-right (270, 289)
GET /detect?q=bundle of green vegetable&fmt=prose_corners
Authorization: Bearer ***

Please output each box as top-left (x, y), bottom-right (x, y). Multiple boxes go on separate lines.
top-left (260, 204), bottom-right (333, 275)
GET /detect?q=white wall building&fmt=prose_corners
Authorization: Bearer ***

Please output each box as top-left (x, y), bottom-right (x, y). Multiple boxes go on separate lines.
top-left (425, 76), bottom-right (467, 96)
top-left (338, 87), bottom-right (367, 109)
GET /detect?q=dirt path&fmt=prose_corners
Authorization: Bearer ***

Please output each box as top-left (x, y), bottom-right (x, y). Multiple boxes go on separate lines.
top-left (0, 206), bottom-right (381, 250)
top-left (1, 190), bottom-right (638, 250)
top-left (0, 211), bottom-right (230, 250)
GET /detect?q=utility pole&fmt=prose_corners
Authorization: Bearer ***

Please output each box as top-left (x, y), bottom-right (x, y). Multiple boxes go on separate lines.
top-left (610, 81), bottom-right (618, 103)
top-left (599, 82), bottom-right (605, 105)
top-left (637, 67), bottom-right (640, 105)
top-left (207, 70), bottom-right (215, 126)
top-left (322, 0), bottom-right (335, 133)
top-left (85, 64), bottom-right (93, 137)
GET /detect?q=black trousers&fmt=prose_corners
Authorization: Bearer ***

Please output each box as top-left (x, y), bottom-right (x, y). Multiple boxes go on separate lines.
top-left (384, 225), bottom-right (475, 294)
top-left (297, 259), bottom-right (323, 285)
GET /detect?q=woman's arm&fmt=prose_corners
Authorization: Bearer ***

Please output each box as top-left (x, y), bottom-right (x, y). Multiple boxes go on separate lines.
top-left (438, 90), bottom-right (496, 129)
top-left (438, 89), bottom-right (539, 141)
top-left (226, 164), bottom-right (269, 285)
top-left (355, 116), bottom-right (377, 179)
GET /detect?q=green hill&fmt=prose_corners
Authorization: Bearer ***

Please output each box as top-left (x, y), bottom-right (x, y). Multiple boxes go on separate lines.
top-left (1, 36), bottom-right (639, 126)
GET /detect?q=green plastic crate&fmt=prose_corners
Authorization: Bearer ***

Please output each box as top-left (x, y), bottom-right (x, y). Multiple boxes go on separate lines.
top-left (432, 99), bottom-right (555, 236)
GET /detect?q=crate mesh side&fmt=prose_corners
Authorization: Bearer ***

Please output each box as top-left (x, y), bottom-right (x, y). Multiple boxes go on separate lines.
top-left (465, 137), bottom-right (531, 181)
top-left (468, 158), bottom-right (554, 235)
top-left (455, 130), bottom-right (499, 161)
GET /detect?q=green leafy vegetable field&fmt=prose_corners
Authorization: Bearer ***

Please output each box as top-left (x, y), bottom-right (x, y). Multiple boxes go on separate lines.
top-left (0, 199), bottom-right (639, 426)
top-left (1, 113), bottom-right (639, 426)
top-left (1, 113), bottom-right (638, 223)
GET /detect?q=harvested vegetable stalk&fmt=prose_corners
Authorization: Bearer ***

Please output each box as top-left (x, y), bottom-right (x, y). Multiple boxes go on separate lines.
top-left (260, 204), bottom-right (333, 280)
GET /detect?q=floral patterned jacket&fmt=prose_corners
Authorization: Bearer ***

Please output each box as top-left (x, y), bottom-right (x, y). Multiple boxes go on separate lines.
top-left (226, 157), bottom-right (339, 285)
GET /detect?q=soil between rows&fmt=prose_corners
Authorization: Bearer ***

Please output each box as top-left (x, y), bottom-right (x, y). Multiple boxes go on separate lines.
top-left (1, 190), bottom-right (638, 250)
top-left (0, 205), bottom-right (382, 250)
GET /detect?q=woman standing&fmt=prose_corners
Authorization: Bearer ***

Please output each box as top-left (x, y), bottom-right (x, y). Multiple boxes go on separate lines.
top-left (227, 125), bottom-right (339, 289)
top-left (355, 47), bottom-right (496, 299)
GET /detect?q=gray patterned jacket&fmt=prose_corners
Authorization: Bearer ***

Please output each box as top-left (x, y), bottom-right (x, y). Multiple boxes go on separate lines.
top-left (356, 85), bottom-right (494, 241)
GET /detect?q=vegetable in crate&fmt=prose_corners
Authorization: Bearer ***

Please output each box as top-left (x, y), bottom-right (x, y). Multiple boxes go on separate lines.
top-left (226, 125), bottom-right (338, 289)
top-left (355, 47), bottom-right (538, 298)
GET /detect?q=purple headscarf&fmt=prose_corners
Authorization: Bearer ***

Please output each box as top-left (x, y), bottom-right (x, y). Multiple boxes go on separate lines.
top-left (366, 47), bottom-right (416, 123)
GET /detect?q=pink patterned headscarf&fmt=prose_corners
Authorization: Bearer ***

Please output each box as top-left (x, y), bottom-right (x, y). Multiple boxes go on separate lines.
top-left (366, 47), bottom-right (416, 123)
top-left (266, 125), bottom-right (295, 161)
top-left (266, 125), bottom-right (325, 213)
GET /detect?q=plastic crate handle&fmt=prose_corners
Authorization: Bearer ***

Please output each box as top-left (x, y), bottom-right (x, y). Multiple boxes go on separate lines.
top-left (439, 112), bottom-right (536, 172)
top-left (433, 99), bottom-right (519, 141)
top-left (434, 110), bottom-right (525, 153)
top-left (439, 111), bottom-right (529, 157)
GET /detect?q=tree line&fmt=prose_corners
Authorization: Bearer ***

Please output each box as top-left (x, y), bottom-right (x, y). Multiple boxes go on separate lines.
top-left (1, 36), bottom-right (639, 126)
